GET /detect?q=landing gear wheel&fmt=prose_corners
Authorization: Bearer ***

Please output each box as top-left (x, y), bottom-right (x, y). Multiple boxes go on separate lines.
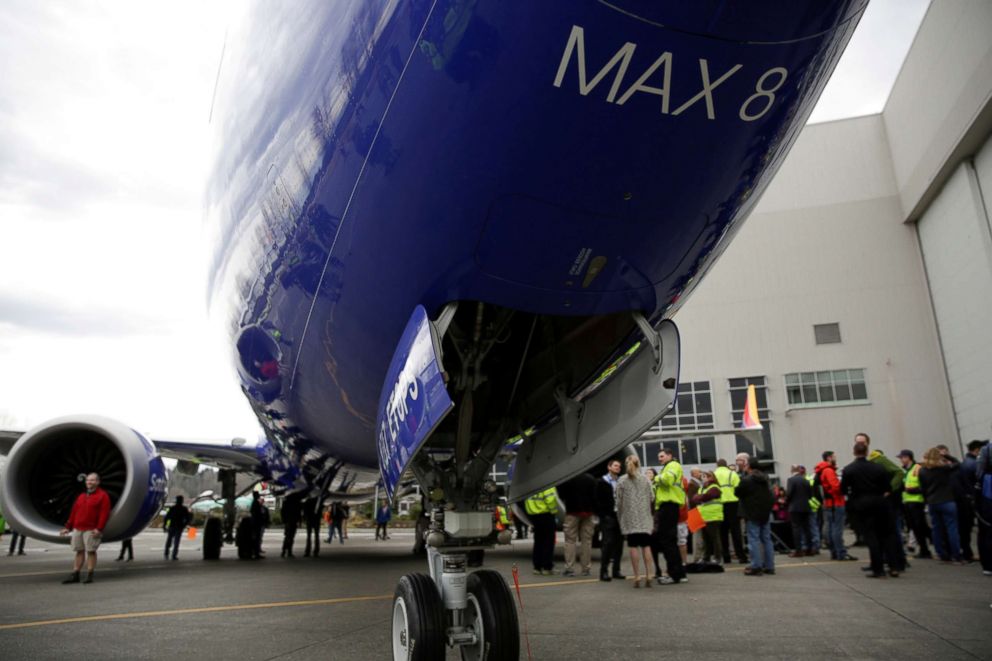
top-left (235, 518), bottom-right (253, 560)
top-left (460, 570), bottom-right (519, 661)
top-left (202, 517), bottom-right (222, 560)
top-left (392, 573), bottom-right (445, 661)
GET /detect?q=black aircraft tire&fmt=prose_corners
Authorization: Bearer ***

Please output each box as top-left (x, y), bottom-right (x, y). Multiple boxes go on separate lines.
top-left (203, 518), bottom-right (223, 560)
top-left (461, 569), bottom-right (519, 661)
top-left (392, 573), bottom-right (445, 661)
top-left (235, 518), bottom-right (253, 560)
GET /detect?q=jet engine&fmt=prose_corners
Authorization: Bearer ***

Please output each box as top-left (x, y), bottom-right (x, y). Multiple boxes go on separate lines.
top-left (0, 415), bottom-right (167, 544)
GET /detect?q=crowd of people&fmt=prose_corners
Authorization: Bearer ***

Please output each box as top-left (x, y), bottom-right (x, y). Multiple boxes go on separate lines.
top-left (521, 433), bottom-right (992, 584)
top-left (5, 434), bottom-right (989, 590)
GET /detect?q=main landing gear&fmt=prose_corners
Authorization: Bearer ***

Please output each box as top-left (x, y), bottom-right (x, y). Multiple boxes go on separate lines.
top-left (392, 508), bottom-right (519, 660)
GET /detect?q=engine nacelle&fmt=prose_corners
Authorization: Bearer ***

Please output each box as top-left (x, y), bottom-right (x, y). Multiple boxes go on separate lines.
top-left (0, 415), bottom-right (167, 544)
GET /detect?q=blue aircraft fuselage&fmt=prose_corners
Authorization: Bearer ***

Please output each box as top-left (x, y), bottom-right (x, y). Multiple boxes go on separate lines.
top-left (205, 1), bottom-right (866, 485)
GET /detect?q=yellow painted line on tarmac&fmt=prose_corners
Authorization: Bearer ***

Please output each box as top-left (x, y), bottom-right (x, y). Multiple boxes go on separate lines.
top-left (518, 577), bottom-right (599, 588)
top-left (723, 559), bottom-right (838, 572)
top-left (0, 560), bottom-right (840, 631)
top-left (0, 563), bottom-right (173, 580)
top-left (0, 594), bottom-right (392, 631)
top-left (0, 570), bottom-right (71, 579)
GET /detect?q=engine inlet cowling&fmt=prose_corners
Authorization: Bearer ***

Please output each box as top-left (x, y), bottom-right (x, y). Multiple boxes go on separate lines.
top-left (0, 415), bottom-right (167, 544)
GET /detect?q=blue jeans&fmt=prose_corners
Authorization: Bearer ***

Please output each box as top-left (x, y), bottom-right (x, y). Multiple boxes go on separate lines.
top-left (824, 506), bottom-right (848, 558)
top-left (746, 521), bottom-right (774, 571)
top-left (929, 501), bottom-right (962, 560)
top-left (810, 511), bottom-right (821, 550)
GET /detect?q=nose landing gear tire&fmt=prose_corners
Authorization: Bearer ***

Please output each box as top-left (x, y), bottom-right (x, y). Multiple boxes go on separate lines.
top-left (202, 517), bottom-right (222, 560)
top-left (392, 573), bottom-right (445, 661)
top-left (235, 518), bottom-right (254, 560)
top-left (460, 570), bottom-right (519, 661)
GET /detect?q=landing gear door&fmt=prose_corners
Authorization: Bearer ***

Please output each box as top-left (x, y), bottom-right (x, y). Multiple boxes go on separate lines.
top-left (376, 305), bottom-right (454, 500)
top-left (508, 319), bottom-right (680, 501)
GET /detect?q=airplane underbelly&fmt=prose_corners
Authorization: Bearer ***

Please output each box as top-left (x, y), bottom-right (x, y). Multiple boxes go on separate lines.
top-left (208, 0), bottom-right (866, 469)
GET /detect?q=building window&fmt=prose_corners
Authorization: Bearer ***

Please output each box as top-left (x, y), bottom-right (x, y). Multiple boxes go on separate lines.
top-left (728, 377), bottom-right (773, 462)
top-left (814, 323), bottom-right (841, 345)
top-left (785, 369), bottom-right (868, 407)
top-left (638, 381), bottom-right (717, 466)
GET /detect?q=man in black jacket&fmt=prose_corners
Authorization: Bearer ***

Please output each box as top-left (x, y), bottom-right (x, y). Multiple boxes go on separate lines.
top-left (842, 442), bottom-right (901, 577)
top-left (785, 466), bottom-right (814, 557)
top-left (163, 495), bottom-right (191, 560)
top-left (280, 493), bottom-right (302, 558)
top-left (302, 496), bottom-right (322, 557)
top-left (594, 459), bottom-right (624, 582)
top-left (250, 492), bottom-right (265, 559)
top-left (736, 457), bottom-right (774, 576)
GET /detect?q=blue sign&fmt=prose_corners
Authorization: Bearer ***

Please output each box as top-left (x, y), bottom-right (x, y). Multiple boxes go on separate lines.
top-left (376, 306), bottom-right (453, 499)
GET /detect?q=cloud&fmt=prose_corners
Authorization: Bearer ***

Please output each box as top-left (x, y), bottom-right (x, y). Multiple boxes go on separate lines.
top-left (0, 126), bottom-right (116, 214)
top-left (0, 292), bottom-right (171, 337)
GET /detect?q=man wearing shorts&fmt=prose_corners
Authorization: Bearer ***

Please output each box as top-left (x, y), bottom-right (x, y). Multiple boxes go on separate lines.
top-left (60, 473), bottom-right (112, 584)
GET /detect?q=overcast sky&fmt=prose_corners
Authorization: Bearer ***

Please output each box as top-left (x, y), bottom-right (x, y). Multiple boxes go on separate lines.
top-left (0, 1), bottom-right (930, 440)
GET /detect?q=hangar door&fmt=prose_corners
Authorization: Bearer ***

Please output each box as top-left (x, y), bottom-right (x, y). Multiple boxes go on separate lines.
top-left (916, 139), bottom-right (992, 443)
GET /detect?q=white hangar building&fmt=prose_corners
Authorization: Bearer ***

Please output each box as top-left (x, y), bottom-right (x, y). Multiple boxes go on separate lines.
top-left (636, 0), bottom-right (992, 478)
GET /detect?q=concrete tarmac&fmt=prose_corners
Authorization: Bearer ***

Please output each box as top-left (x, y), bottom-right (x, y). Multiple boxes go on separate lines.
top-left (0, 529), bottom-right (989, 660)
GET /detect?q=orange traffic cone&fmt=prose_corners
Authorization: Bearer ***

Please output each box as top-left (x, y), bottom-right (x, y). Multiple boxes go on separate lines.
top-left (187, 527), bottom-right (197, 540)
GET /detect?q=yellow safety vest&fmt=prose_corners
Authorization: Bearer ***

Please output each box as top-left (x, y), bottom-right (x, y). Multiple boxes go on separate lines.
top-left (698, 484), bottom-right (724, 523)
top-left (714, 466), bottom-right (740, 503)
top-left (903, 464), bottom-right (924, 503)
top-left (654, 461), bottom-right (686, 506)
top-left (525, 488), bottom-right (558, 516)
top-left (806, 474), bottom-right (821, 512)
top-left (496, 505), bottom-right (510, 525)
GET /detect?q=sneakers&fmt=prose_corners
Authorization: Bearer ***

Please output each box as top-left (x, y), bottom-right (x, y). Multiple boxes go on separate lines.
top-left (743, 567), bottom-right (763, 576)
top-left (763, 569), bottom-right (775, 575)
top-left (62, 572), bottom-right (80, 584)
top-left (581, 568), bottom-right (591, 576)
top-left (656, 576), bottom-right (675, 585)
top-left (838, 555), bottom-right (858, 561)
top-left (561, 568), bottom-right (576, 577)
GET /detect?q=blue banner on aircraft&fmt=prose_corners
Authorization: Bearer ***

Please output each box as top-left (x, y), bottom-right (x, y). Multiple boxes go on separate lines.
top-left (376, 306), bottom-right (453, 499)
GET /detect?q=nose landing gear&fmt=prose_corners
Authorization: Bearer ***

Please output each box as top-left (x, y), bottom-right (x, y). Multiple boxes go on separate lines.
top-left (391, 511), bottom-right (519, 661)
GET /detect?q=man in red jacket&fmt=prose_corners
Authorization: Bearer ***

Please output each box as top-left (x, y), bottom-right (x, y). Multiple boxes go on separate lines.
top-left (60, 473), bottom-right (112, 584)
top-left (815, 451), bottom-right (857, 562)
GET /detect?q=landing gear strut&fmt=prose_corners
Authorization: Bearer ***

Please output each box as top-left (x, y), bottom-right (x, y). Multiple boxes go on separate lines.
top-left (391, 507), bottom-right (518, 660)
top-left (390, 301), bottom-right (521, 659)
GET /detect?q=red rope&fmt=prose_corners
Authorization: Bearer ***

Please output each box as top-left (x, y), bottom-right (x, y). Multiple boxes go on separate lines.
top-left (510, 564), bottom-right (534, 661)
